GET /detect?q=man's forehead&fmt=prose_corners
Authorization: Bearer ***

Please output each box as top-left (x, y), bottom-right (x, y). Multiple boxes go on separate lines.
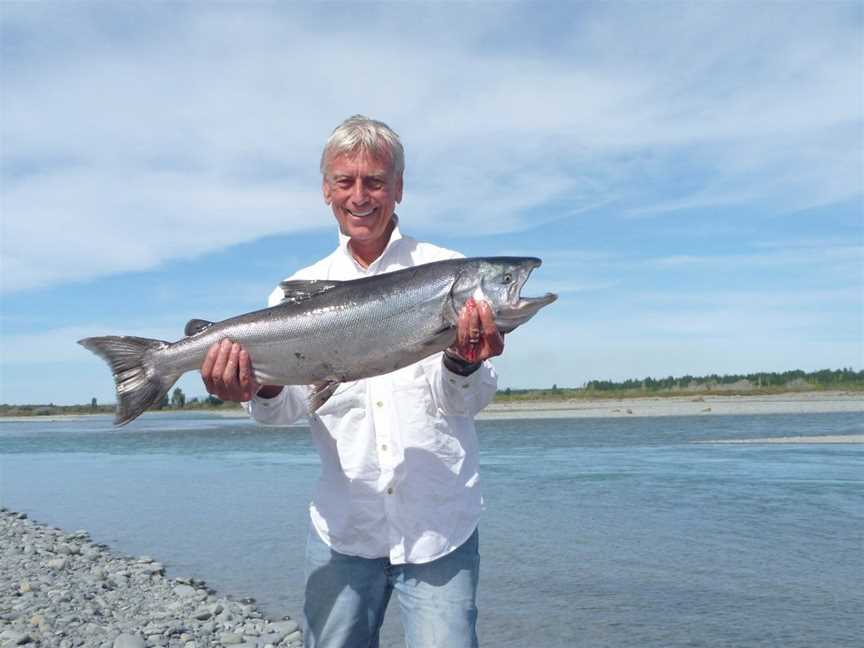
top-left (327, 150), bottom-right (394, 177)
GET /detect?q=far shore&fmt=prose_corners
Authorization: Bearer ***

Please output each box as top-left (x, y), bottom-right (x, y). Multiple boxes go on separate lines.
top-left (478, 390), bottom-right (864, 420)
top-left (2, 391), bottom-right (862, 424)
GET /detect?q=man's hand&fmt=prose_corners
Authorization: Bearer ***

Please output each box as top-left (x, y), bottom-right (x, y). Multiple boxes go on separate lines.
top-left (201, 339), bottom-right (278, 402)
top-left (450, 298), bottom-right (505, 364)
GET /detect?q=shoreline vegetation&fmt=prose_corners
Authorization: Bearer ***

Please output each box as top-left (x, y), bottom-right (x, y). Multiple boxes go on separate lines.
top-left (2, 369), bottom-right (861, 420)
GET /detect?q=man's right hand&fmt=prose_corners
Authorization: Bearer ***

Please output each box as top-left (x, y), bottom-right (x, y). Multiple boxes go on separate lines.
top-left (201, 339), bottom-right (282, 402)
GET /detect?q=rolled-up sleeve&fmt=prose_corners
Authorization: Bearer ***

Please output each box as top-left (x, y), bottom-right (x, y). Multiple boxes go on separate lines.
top-left (423, 355), bottom-right (498, 417)
top-left (243, 385), bottom-right (309, 426)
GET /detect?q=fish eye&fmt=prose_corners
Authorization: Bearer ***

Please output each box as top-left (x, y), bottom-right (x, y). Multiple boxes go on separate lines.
top-left (503, 272), bottom-right (512, 284)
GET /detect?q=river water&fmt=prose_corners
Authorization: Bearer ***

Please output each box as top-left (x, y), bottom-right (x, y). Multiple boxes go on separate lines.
top-left (1, 411), bottom-right (861, 647)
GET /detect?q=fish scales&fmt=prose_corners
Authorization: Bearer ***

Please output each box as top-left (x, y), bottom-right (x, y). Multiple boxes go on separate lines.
top-left (79, 257), bottom-right (556, 425)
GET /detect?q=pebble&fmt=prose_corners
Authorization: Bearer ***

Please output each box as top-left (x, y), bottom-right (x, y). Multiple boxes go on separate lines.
top-left (0, 510), bottom-right (302, 648)
top-left (112, 635), bottom-right (145, 648)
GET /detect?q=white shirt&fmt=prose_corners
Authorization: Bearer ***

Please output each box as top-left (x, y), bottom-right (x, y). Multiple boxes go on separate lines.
top-left (243, 220), bottom-right (498, 564)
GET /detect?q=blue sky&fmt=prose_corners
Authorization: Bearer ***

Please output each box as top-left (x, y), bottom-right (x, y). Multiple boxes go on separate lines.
top-left (1, 2), bottom-right (862, 405)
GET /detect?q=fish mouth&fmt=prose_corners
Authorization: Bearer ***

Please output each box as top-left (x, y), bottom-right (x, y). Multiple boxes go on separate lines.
top-left (500, 258), bottom-right (558, 333)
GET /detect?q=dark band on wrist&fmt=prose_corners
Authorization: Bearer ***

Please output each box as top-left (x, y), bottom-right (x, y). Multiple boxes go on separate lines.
top-left (443, 350), bottom-right (481, 376)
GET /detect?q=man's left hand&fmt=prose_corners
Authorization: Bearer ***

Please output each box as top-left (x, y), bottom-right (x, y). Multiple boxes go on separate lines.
top-left (450, 298), bottom-right (505, 364)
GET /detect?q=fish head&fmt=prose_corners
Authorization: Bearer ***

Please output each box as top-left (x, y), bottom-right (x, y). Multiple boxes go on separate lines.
top-left (450, 257), bottom-right (557, 333)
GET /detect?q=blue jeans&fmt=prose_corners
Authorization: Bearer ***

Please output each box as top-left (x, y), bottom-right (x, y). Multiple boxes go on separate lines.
top-left (303, 527), bottom-right (480, 648)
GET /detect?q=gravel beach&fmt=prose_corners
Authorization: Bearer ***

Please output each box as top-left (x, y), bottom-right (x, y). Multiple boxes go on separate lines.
top-left (477, 390), bottom-right (864, 420)
top-left (0, 510), bottom-right (303, 648)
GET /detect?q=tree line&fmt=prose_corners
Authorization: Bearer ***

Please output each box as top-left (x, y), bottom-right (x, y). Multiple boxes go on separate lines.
top-left (582, 368), bottom-right (863, 392)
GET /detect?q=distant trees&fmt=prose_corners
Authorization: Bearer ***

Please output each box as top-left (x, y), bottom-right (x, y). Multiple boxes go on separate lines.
top-left (584, 368), bottom-right (864, 392)
top-left (171, 387), bottom-right (186, 408)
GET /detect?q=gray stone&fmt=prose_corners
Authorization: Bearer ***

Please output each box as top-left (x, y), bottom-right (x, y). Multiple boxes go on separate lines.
top-left (284, 630), bottom-right (302, 643)
top-left (173, 585), bottom-right (197, 598)
top-left (112, 634), bottom-right (145, 648)
top-left (217, 632), bottom-right (242, 645)
top-left (0, 631), bottom-right (32, 645)
top-left (268, 620), bottom-right (298, 635)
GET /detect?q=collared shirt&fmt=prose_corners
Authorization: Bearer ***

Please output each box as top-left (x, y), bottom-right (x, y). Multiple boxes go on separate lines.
top-left (243, 219), bottom-right (498, 564)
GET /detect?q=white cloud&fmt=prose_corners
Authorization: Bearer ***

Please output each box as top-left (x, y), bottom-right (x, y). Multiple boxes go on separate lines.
top-left (1, 3), bottom-right (861, 292)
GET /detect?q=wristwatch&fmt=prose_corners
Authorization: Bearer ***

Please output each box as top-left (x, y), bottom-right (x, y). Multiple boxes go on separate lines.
top-left (442, 349), bottom-right (481, 376)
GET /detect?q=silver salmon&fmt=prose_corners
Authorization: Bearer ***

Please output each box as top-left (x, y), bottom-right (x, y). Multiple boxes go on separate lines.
top-left (79, 256), bottom-right (557, 425)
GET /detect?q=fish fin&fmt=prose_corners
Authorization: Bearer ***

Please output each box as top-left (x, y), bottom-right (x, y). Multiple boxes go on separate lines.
top-left (184, 319), bottom-right (215, 336)
top-left (308, 380), bottom-right (341, 413)
top-left (78, 336), bottom-right (182, 426)
top-left (278, 279), bottom-right (346, 304)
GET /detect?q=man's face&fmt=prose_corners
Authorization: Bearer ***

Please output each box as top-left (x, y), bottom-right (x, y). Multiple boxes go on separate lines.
top-left (322, 151), bottom-right (403, 246)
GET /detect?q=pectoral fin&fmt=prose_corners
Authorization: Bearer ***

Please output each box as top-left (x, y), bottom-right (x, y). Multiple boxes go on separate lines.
top-left (309, 380), bottom-right (340, 413)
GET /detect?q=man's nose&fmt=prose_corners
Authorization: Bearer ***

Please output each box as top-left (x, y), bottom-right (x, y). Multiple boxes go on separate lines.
top-left (350, 179), bottom-right (368, 203)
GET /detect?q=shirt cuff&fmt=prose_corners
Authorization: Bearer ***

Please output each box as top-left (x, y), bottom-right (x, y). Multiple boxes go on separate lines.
top-left (442, 360), bottom-right (485, 390)
top-left (244, 387), bottom-right (287, 418)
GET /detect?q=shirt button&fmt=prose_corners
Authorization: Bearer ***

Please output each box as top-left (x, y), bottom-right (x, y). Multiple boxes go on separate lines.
top-left (376, 400), bottom-right (384, 407)
top-left (387, 487), bottom-right (394, 495)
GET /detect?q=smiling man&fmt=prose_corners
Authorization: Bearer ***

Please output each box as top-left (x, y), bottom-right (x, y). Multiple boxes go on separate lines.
top-left (201, 115), bottom-right (504, 648)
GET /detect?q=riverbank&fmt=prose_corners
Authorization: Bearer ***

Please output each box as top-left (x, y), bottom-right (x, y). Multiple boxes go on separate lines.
top-left (477, 390), bottom-right (864, 420)
top-left (1, 391), bottom-right (861, 424)
top-left (0, 509), bottom-right (303, 648)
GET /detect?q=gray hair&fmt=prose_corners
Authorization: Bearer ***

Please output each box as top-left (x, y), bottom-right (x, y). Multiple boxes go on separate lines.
top-left (320, 115), bottom-right (405, 177)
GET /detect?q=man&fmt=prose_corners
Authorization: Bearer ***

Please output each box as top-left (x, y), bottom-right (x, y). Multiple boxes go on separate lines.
top-left (201, 115), bottom-right (504, 648)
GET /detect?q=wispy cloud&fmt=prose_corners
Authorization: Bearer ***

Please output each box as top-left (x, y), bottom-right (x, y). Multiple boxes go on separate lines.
top-left (1, 3), bottom-right (860, 293)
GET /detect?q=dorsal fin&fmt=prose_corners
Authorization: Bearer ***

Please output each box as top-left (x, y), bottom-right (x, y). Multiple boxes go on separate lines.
top-left (184, 319), bottom-right (215, 336)
top-left (278, 279), bottom-right (345, 304)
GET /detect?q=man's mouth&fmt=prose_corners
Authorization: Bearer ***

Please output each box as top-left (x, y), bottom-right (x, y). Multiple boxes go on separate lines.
top-left (347, 208), bottom-right (375, 218)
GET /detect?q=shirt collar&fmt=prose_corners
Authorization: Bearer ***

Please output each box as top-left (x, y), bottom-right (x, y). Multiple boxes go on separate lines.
top-left (337, 214), bottom-right (403, 272)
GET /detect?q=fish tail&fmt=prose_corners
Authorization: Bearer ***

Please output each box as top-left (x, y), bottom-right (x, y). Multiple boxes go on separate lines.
top-left (78, 336), bottom-right (180, 426)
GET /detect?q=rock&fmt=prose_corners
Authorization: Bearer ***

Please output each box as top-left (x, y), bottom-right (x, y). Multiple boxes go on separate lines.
top-left (112, 634), bottom-right (145, 648)
top-left (0, 630), bottom-right (32, 645)
top-left (0, 510), bottom-right (290, 648)
top-left (140, 563), bottom-right (164, 576)
top-left (268, 620), bottom-right (298, 635)
top-left (284, 630), bottom-right (302, 643)
top-left (258, 632), bottom-right (286, 646)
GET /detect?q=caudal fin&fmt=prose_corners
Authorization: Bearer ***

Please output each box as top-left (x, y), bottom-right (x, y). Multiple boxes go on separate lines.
top-left (78, 336), bottom-right (180, 426)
